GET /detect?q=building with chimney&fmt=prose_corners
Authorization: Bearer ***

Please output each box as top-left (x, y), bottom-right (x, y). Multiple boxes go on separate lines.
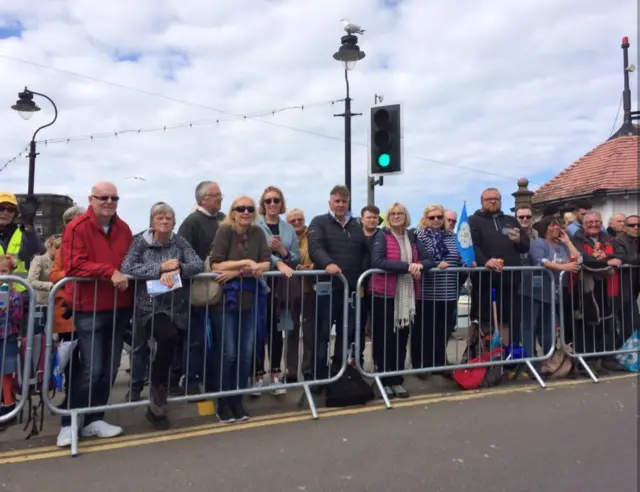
top-left (531, 37), bottom-right (639, 220)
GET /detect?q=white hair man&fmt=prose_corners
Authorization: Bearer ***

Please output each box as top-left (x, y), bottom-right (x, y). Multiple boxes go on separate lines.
top-left (177, 181), bottom-right (225, 395)
top-left (56, 181), bottom-right (133, 448)
top-left (444, 209), bottom-right (457, 232)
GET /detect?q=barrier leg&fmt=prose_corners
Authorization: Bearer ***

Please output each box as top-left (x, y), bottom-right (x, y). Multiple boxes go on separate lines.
top-left (524, 360), bottom-right (547, 389)
top-left (577, 356), bottom-right (599, 383)
top-left (302, 383), bottom-right (319, 420)
top-left (375, 376), bottom-right (392, 409)
top-left (70, 411), bottom-right (80, 457)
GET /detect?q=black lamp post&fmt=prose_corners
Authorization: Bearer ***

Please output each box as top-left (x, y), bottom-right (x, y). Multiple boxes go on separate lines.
top-left (333, 33), bottom-right (365, 211)
top-left (11, 87), bottom-right (58, 196)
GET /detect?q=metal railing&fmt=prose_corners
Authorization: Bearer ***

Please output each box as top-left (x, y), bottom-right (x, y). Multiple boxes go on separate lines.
top-left (354, 266), bottom-right (559, 408)
top-left (0, 276), bottom-right (37, 425)
top-left (41, 270), bottom-right (350, 456)
top-left (558, 265), bottom-right (640, 383)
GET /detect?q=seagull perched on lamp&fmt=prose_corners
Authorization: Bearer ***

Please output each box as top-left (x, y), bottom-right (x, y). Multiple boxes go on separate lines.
top-left (340, 18), bottom-right (365, 35)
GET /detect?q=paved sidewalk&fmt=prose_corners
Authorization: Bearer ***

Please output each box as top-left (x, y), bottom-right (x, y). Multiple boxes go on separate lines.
top-left (1, 376), bottom-right (636, 491)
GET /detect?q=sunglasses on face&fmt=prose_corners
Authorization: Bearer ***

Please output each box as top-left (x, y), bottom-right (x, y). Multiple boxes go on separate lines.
top-left (0, 206), bottom-right (17, 214)
top-left (449, 219), bottom-right (457, 225)
top-left (427, 215), bottom-right (443, 220)
top-left (92, 195), bottom-right (120, 203)
top-left (517, 215), bottom-right (532, 220)
top-left (264, 198), bottom-right (281, 205)
top-left (627, 223), bottom-right (640, 228)
top-left (234, 206), bottom-right (255, 214)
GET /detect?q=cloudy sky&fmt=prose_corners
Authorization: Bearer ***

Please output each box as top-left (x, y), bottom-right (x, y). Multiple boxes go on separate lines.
top-left (0, 0), bottom-right (637, 231)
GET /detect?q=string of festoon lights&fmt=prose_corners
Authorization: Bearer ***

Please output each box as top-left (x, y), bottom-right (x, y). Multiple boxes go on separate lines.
top-left (0, 96), bottom-right (540, 184)
top-left (0, 98), bottom-right (343, 171)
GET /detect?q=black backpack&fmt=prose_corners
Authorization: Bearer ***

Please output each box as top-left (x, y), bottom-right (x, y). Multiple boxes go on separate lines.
top-left (325, 365), bottom-right (374, 408)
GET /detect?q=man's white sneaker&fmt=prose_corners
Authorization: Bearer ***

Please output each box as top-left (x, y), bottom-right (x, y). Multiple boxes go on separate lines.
top-left (81, 420), bottom-right (123, 439)
top-left (271, 376), bottom-right (287, 396)
top-left (250, 379), bottom-right (264, 397)
top-left (56, 426), bottom-right (73, 448)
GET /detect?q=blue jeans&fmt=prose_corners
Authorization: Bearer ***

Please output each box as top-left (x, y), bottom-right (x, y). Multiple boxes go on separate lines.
top-left (521, 298), bottom-right (555, 361)
top-left (183, 306), bottom-right (209, 390)
top-left (212, 308), bottom-right (256, 407)
top-left (61, 309), bottom-right (130, 427)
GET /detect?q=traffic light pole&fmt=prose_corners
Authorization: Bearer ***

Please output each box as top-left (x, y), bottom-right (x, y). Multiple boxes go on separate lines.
top-left (335, 69), bottom-right (361, 211)
top-left (367, 93), bottom-right (385, 206)
top-left (367, 176), bottom-right (384, 206)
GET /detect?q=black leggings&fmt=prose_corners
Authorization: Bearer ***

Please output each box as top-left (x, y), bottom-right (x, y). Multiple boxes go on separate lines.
top-left (147, 314), bottom-right (181, 386)
top-left (411, 300), bottom-right (457, 370)
top-left (255, 292), bottom-right (284, 376)
top-left (371, 297), bottom-right (410, 385)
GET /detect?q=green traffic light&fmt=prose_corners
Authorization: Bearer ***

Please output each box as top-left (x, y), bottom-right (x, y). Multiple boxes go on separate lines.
top-left (378, 153), bottom-right (391, 167)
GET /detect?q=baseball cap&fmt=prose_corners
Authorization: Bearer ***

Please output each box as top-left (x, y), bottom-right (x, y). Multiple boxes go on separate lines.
top-left (0, 192), bottom-right (18, 206)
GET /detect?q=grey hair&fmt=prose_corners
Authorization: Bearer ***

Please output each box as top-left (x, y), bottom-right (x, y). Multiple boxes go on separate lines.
top-left (149, 202), bottom-right (176, 226)
top-left (583, 210), bottom-right (602, 221)
top-left (62, 206), bottom-right (86, 224)
top-left (195, 181), bottom-right (215, 205)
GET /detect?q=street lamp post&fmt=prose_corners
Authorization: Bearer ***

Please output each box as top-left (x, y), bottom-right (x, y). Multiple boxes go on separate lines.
top-left (333, 33), bottom-right (365, 211)
top-left (11, 87), bottom-right (59, 196)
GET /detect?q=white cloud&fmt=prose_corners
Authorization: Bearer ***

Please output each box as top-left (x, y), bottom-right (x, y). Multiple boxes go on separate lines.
top-left (0, 0), bottom-right (637, 231)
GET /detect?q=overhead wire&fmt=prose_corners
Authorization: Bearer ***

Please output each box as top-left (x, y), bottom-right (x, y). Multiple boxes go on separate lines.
top-left (0, 54), bottom-right (538, 183)
top-left (0, 145), bottom-right (29, 173)
top-left (609, 94), bottom-right (623, 137)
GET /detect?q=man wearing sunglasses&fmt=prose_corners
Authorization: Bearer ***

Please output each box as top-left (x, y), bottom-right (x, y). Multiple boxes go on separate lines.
top-left (615, 215), bottom-right (640, 342)
top-left (0, 191), bottom-right (45, 289)
top-left (56, 181), bottom-right (133, 448)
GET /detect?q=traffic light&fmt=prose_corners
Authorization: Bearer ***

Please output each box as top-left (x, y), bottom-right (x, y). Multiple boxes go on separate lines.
top-left (369, 104), bottom-right (402, 176)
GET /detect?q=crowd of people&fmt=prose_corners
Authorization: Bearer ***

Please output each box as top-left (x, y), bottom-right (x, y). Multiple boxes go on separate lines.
top-left (0, 182), bottom-right (638, 448)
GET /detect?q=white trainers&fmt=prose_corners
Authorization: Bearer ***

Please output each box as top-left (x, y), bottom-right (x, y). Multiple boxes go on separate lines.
top-left (56, 426), bottom-right (73, 448)
top-left (271, 376), bottom-right (287, 396)
top-left (81, 420), bottom-right (123, 439)
top-left (251, 379), bottom-right (264, 397)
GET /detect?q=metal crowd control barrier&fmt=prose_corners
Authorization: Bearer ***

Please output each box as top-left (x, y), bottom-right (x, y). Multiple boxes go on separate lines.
top-left (558, 265), bottom-right (640, 383)
top-left (0, 277), bottom-right (37, 425)
top-left (355, 266), bottom-right (557, 409)
top-left (41, 270), bottom-right (350, 457)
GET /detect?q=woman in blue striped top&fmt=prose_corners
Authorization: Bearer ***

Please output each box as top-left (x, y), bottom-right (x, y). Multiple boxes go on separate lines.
top-left (413, 204), bottom-right (463, 372)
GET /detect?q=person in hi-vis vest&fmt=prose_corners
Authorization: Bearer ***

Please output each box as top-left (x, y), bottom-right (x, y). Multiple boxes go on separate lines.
top-left (0, 192), bottom-right (45, 292)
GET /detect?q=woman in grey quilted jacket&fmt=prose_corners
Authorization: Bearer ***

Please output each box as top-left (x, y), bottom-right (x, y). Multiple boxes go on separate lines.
top-left (121, 202), bottom-right (203, 429)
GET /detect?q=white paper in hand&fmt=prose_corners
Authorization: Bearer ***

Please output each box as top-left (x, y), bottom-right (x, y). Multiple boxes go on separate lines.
top-left (146, 274), bottom-right (183, 296)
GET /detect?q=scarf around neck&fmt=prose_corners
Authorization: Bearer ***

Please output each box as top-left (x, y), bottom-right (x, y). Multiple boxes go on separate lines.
top-left (424, 228), bottom-right (449, 262)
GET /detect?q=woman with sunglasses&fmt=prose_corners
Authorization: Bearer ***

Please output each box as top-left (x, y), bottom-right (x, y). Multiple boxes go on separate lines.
top-left (413, 204), bottom-right (462, 375)
top-left (208, 196), bottom-right (271, 423)
top-left (253, 186), bottom-right (299, 396)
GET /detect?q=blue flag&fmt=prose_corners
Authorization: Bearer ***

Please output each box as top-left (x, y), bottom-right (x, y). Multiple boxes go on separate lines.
top-left (455, 202), bottom-right (475, 267)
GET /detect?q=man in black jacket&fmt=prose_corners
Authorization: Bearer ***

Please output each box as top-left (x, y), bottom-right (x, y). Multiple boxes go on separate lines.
top-left (615, 215), bottom-right (640, 342)
top-left (307, 185), bottom-right (369, 379)
top-left (468, 188), bottom-right (530, 347)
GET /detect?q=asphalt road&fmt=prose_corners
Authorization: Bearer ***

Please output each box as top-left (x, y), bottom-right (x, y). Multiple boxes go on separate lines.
top-left (1, 376), bottom-right (637, 492)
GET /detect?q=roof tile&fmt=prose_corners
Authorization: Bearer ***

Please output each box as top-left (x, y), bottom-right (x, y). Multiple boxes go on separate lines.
top-left (532, 135), bottom-right (639, 204)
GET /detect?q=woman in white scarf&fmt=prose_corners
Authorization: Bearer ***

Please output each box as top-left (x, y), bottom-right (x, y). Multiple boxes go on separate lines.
top-left (369, 203), bottom-right (434, 400)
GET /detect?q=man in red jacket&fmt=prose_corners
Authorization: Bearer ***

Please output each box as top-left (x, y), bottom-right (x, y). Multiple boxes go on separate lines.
top-left (56, 181), bottom-right (133, 448)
